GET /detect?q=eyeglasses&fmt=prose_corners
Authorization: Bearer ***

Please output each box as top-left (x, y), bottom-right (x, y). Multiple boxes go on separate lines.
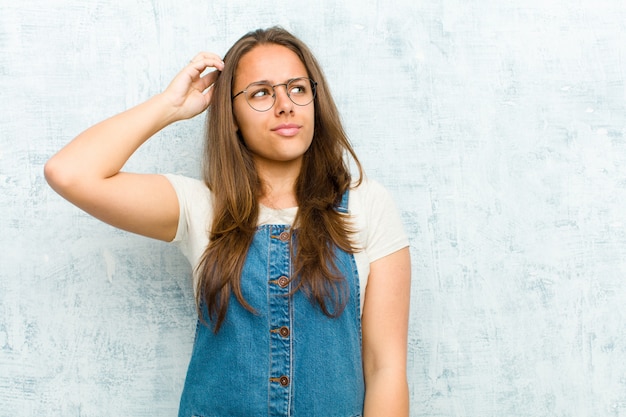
top-left (232, 77), bottom-right (317, 112)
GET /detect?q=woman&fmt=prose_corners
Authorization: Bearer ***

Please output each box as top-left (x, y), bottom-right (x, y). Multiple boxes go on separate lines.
top-left (45, 27), bottom-right (410, 417)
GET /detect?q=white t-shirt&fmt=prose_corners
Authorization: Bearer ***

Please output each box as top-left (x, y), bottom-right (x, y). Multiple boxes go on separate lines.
top-left (164, 174), bottom-right (409, 311)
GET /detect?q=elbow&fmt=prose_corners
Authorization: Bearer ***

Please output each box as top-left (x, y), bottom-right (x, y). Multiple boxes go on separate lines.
top-left (44, 156), bottom-right (60, 190)
top-left (44, 155), bottom-right (77, 195)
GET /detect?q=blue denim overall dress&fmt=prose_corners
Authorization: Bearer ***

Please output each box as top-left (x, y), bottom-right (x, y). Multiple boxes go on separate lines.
top-left (178, 192), bottom-right (364, 417)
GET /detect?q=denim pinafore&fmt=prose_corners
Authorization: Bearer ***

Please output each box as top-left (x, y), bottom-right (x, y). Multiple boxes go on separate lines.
top-left (178, 192), bottom-right (364, 417)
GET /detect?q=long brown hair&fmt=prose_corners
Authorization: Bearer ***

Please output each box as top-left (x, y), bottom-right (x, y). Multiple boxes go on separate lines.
top-left (196, 27), bottom-right (363, 332)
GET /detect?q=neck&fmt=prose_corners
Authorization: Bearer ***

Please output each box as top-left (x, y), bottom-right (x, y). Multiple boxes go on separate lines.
top-left (255, 159), bottom-right (301, 209)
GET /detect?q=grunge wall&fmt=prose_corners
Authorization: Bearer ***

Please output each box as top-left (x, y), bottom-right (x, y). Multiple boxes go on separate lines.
top-left (1, 1), bottom-right (625, 415)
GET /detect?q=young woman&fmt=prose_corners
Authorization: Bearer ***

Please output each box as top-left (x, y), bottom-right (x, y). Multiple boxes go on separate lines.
top-left (45, 27), bottom-right (411, 417)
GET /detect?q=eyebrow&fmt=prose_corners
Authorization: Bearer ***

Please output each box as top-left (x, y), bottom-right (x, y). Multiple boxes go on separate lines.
top-left (247, 77), bottom-right (307, 86)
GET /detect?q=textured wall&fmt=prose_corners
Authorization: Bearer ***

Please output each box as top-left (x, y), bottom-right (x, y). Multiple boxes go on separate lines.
top-left (1, 1), bottom-right (626, 416)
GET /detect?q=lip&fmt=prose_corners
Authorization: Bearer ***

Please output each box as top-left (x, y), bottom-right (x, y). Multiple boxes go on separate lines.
top-left (271, 123), bottom-right (302, 137)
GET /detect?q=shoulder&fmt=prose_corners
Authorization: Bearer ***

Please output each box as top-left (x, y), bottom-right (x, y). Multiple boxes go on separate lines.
top-left (348, 176), bottom-right (397, 213)
top-left (350, 176), bottom-right (387, 195)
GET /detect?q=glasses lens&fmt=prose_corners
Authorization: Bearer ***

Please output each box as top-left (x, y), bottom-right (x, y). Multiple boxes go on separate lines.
top-left (286, 78), bottom-right (316, 106)
top-left (245, 82), bottom-right (275, 112)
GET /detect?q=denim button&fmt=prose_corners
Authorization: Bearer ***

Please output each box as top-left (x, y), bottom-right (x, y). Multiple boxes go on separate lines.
top-left (277, 276), bottom-right (289, 288)
top-left (279, 231), bottom-right (290, 241)
top-left (270, 375), bottom-right (291, 386)
top-left (279, 326), bottom-right (290, 337)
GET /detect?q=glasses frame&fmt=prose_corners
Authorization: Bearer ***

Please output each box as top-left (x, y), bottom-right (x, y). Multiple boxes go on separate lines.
top-left (232, 77), bottom-right (318, 112)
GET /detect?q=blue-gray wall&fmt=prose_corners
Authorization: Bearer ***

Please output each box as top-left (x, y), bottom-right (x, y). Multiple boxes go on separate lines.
top-left (2, 1), bottom-right (625, 416)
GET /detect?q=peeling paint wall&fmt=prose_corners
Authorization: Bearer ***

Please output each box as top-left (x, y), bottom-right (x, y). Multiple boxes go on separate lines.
top-left (2, 1), bottom-right (626, 416)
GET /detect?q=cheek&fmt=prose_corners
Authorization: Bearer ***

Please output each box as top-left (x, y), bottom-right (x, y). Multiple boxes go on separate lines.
top-left (232, 104), bottom-right (255, 133)
top-left (236, 114), bottom-right (254, 133)
top-left (232, 105), bottom-right (244, 131)
top-left (233, 111), bottom-right (264, 144)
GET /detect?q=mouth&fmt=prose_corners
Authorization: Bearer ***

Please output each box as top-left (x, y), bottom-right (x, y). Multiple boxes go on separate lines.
top-left (271, 123), bottom-right (302, 137)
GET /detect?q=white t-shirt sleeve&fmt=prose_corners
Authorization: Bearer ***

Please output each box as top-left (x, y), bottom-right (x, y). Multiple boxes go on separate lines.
top-left (353, 178), bottom-right (409, 262)
top-left (162, 174), bottom-right (212, 268)
top-left (349, 178), bottom-right (409, 311)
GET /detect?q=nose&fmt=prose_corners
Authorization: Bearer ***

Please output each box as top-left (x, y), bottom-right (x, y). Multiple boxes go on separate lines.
top-left (273, 84), bottom-right (294, 114)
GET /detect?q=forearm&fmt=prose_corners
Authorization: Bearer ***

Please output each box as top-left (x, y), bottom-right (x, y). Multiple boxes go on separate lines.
top-left (45, 93), bottom-right (178, 188)
top-left (363, 367), bottom-right (409, 417)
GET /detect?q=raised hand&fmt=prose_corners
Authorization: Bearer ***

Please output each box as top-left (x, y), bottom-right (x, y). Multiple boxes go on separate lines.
top-left (45, 52), bottom-right (226, 241)
top-left (162, 52), bottom-right (225, 121)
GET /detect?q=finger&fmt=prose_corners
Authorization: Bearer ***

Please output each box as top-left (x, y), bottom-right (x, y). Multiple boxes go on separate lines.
top-left (188, 52), bottom-right (224, 72)
top-left (192, 69), bottom-right (220, 93)
top-left (185, 60), bottom-right (223, 85)
top-left (190, 51), bottom-right (222, 63)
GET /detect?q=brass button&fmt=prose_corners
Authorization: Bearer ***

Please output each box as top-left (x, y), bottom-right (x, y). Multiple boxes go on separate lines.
top-left (270, 375), bottom-right (291, 387)
top-left (277, 276), bottom-right (289, 288)
top-left (279, 231), bottom-right (290, 242)
top-left (279, 326), bottom-right (290, 337)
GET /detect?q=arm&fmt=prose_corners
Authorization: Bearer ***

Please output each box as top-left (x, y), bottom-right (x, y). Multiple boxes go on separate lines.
top-left (44, 53), bottom-right (224, 241)
top-left (362, 247), bottom-right (411, 416)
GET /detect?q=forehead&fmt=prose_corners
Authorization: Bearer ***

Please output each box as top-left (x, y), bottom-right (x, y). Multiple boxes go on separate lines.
top-left (234, 44), bottom-right (308, 88)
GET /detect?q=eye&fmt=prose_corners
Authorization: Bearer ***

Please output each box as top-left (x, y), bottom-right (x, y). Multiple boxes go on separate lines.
top-left (248, 85), bottom-right (273, 99)
top-left (288, 82), bottom-right (308, 95)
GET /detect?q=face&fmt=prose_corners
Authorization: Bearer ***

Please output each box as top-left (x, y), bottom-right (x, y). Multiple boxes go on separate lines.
top-left (232, 44), bottom-right (315, 172)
